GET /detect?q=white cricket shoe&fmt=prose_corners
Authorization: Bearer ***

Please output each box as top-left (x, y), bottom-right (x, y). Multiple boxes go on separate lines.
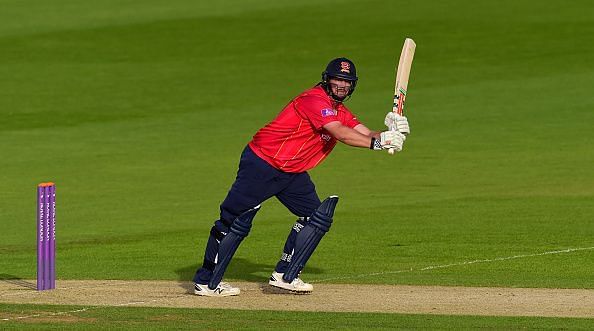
top-left (194, 281), bottom-right (240, 297)
top-left (269, 271), bottom-right (313, 293)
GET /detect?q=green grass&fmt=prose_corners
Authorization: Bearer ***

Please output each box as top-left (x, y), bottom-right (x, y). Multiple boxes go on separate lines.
top-left (1, 304), bottom-right (593, 330)
top-left (1, 0), bottom-right (593, 328)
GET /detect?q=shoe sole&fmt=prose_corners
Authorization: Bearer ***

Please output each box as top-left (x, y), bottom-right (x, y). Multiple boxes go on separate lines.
top-left (193, 290), bottom-right (240, 297)
top-left (268, 281), bottom-right (312, 294)
top-left (194, 287), bottom-right (240, 297)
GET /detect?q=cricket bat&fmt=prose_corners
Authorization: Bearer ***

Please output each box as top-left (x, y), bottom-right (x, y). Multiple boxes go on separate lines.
top-left (388, 38), bottom-right (416, 155)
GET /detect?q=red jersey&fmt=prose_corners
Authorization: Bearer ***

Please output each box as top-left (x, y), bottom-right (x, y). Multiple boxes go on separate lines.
top-left (249, 85), bottom-right (361, 173)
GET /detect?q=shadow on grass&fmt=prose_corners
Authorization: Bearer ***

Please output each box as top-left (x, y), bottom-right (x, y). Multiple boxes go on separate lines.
top-left (0, 274), bottom-right (37, 290)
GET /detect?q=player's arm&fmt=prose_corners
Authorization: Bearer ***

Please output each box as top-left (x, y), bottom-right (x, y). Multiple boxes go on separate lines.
top-left (324, 121), bottom-right (373, 148)
top-left (323, 121), bottom-right (404, 151)
top-left (353, 123), bottom-right (381, 139)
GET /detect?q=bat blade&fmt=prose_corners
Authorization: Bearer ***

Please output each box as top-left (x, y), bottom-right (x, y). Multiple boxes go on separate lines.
top-left (389, 38), bottom-right (416, 155)
top-left (393, 38), bottom-right (416, 116)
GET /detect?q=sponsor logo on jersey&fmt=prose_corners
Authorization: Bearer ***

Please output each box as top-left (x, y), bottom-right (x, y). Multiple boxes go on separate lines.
top-left (321, 108), bottom-right (337, 117)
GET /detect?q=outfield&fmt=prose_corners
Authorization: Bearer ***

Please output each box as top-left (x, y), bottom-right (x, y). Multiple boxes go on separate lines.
top-left (1, 0), bottom-right (593, 329)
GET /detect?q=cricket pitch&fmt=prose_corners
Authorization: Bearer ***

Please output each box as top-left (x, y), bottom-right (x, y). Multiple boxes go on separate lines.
top-left (1, 280), bottom-right (593, 318)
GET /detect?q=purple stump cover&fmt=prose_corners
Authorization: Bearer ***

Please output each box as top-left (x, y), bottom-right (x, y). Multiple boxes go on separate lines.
top-left (37, 182), bottom-right (55, 290)
top-left (43, 185), bottom-right (50, 289)
top-left (37, 184), bottom-right (44, 290)
top-left (49, 184), bottom-right (56, 289)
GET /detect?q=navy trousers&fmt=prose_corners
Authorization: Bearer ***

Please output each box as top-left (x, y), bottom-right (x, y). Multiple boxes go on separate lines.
top-left (193, 145), bottom-right (321, 284)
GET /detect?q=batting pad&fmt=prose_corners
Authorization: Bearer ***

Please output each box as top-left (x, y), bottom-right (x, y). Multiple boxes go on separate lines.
top-left (209, 205), bottom-right (261, 290)
top-left (284, 196), bottom-right (338, 282)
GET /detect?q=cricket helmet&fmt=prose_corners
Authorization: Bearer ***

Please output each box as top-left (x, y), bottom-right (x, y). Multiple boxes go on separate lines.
top-left (321, 57), bottom-right (358, 100)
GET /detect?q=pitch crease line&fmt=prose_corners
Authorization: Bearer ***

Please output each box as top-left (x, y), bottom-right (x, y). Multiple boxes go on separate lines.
top-left (1, 295), bottom-right (186, 322)
top-left (314, 246), bottom-right (594, 283)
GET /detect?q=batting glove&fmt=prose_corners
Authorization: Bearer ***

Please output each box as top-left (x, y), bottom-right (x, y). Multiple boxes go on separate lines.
top-left (371, 130), bottom-right (406, 151)
top-left (384, 112), bottom-right (410, 135)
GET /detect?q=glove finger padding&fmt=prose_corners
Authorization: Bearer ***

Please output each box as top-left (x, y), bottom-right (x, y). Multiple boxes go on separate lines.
top-left (385, 112), bottom-right (410, 135)
top-left (395, 114), bottom-right (410, 135)
top-left (380, 130), bottom-right (405, 151)
top-left (384, 112), bottom-right (397, 129)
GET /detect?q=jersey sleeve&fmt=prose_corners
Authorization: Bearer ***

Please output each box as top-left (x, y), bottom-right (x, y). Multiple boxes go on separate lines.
top-left (294, 95), bottom-right (339, 130)
top-left (342, 106), bottom-right (361, 128)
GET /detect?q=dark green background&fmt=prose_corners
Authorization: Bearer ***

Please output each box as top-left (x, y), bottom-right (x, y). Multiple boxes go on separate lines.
top-left (1, 0), bottom-right (592, 289)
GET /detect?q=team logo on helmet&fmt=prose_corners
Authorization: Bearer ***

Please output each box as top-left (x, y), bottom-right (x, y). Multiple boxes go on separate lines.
top-left (340, 61), bottom-right (351, 73)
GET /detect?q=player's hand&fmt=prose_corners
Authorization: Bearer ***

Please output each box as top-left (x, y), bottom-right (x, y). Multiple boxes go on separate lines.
top-left (384, 112), bottom-right (410, 135)
top-left (371, 130), bottom-right (405, 151)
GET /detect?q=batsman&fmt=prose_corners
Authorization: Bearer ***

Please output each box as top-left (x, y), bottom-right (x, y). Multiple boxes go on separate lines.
top-left (192, 58), bottom-right (411, 296)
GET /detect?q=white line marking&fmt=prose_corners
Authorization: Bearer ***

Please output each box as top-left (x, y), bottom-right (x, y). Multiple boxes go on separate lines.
top-left (1, 306), bottom-right (92, 321)
top-left (314, 246), bottom-right (594, 283)
top-left (1, 295), bottom-right (186, 322)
